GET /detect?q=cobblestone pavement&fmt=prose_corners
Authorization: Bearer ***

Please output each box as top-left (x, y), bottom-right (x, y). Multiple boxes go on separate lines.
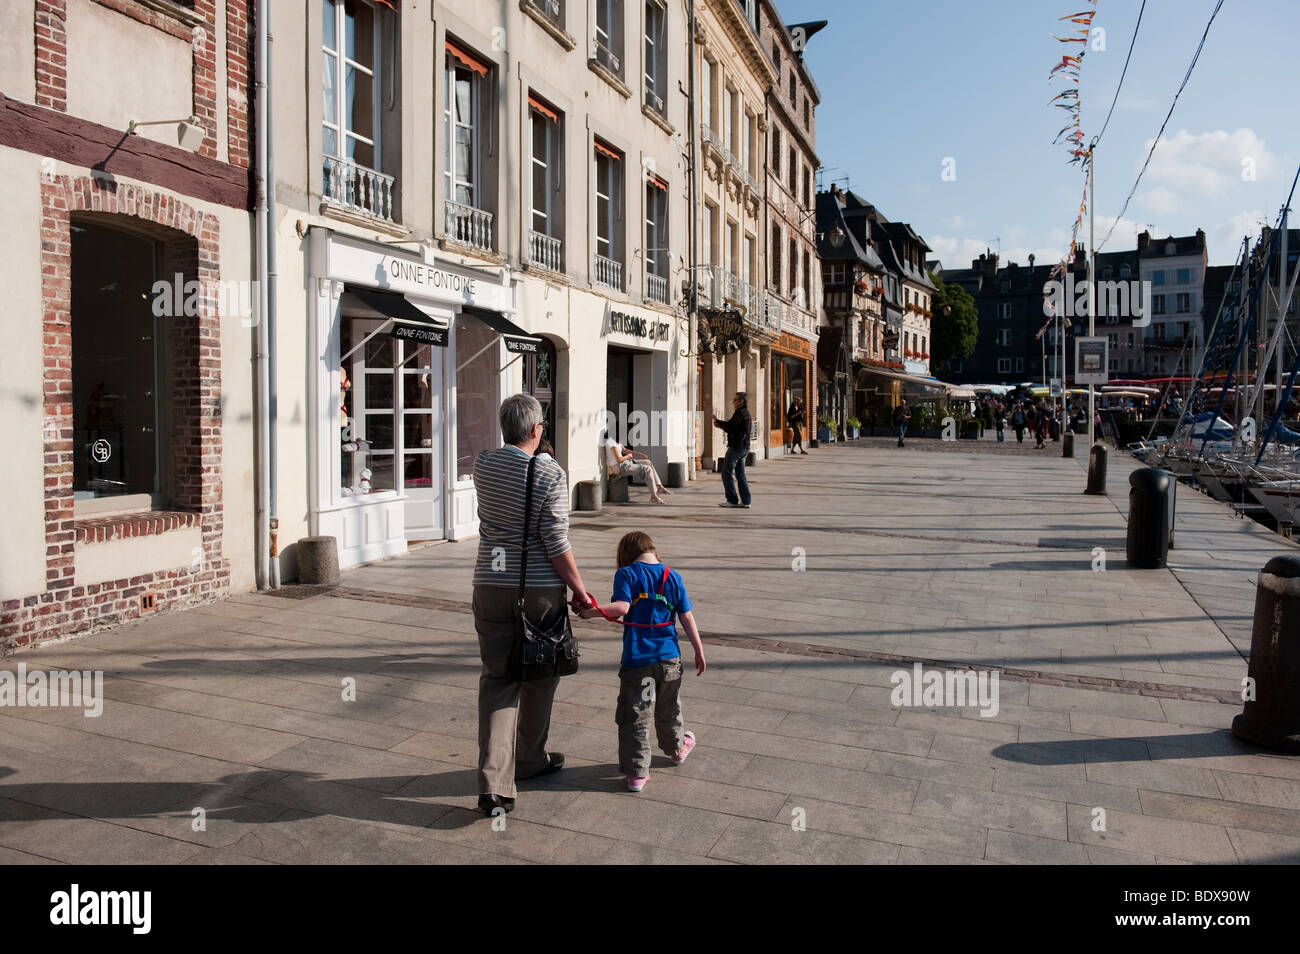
top-left (2, 440), bottom-right (1299, 864)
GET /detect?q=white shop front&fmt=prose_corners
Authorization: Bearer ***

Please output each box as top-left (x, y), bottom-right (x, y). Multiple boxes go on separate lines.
top-left (308, 228), bottom-right (531, 567)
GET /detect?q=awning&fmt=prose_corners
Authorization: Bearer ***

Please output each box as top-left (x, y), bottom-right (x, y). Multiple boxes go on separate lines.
top-left (856, 365), bottom-right (950, 390)
top-left (463, 306), bottom-right (543, 354)
top-left (343, 284), bottom-right (449, 347)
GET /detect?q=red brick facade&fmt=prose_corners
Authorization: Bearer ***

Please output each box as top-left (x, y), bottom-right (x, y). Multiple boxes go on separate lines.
top-left (0, 176), bottom-right (230, 650)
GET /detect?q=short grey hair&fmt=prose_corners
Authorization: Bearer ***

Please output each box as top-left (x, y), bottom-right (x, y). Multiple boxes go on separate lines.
top-left (500, 393), bottom-right (543, 445)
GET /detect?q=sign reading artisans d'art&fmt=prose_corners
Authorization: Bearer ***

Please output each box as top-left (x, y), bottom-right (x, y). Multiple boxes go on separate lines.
top-left (608, 309), bottom-right (671, 344)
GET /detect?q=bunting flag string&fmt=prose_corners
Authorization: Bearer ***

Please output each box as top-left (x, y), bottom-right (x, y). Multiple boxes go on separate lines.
top-left (1044, 0), bottom-right (1097, 327)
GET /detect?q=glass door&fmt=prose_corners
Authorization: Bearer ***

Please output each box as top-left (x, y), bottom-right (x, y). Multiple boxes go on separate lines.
top-left (399, 338), bottom-right (443, 539)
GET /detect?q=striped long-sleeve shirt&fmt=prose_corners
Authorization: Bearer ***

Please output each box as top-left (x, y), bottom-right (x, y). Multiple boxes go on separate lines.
top-left (473, 445), bottom-right (572, 588)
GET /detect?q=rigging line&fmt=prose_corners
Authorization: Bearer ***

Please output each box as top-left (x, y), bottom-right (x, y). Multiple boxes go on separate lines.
top-left (1094, 0), bottom-right (1147, 149)
top-left (1097, 0), bottom-right (1225, 251)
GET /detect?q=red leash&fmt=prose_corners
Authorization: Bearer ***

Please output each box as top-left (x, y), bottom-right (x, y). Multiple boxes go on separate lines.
top-left (585, 565), bottom-right (676, 628)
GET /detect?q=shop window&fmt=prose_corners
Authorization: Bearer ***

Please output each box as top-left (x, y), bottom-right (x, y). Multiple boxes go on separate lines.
top-left (72, 221), bottom-right (170, 506)
top-left (444, 39), bottom-right (496, 251)
top-left (340, 317), bottom-right (397, 495)
top-left (455, 319), bottom-right (499, 482)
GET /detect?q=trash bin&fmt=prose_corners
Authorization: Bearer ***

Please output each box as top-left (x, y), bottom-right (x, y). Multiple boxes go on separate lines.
top-left (1232, 555), bottom-right (1300, 752)
top-left (1085, 443), bottom-right (1107, 495)
top-left (1126, 468), bottom-right (1171, 568)
top-left (1061, 431), bottom-right (1074, 458)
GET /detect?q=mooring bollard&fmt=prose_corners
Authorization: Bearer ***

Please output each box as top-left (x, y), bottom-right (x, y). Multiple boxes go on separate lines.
top-left (1062, 431), bottom-right (1074, 458)
top-left (1085, 443), bottom-right (1107, 495)
top-left (1126, 468), bottom-right (1171, 568)
top-left (1232, 555), bottom-right (1300, 753)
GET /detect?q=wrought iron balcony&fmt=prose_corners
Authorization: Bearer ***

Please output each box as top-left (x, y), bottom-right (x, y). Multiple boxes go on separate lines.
top-left (644, 85), bottom-right (665, 115)
top-left (323, 156), bottom-right (395, 222)
top-left (444, 200), bottom-right (494, 253)
top-left (529, 230), bottom-right (563, 272)
top-left (594, 38), bottom-right (621, 74)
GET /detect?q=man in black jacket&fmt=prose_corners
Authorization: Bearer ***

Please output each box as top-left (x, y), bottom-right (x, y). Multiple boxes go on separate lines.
top-left (712, 392), bottom-right (752, 508)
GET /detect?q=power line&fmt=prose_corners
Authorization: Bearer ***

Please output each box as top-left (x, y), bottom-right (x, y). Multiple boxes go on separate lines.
top-left (1098, 0), bottom-right (1225, 250)
top-left (1093, 0), bottom-right (1146, 149)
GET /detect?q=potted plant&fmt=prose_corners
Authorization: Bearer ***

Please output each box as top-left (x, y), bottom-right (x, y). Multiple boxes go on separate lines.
top-left (817, 415), bottom-right (836, 443)
top-left (845, 416), bottom-right (861, 440)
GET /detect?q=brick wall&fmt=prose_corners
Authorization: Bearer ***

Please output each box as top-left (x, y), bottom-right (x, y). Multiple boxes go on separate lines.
top-left (0, 175), bottom-right (229, 650)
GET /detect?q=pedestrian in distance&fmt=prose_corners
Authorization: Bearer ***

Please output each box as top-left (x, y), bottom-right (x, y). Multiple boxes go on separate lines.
top-left (712, 391), bottom-right (752, 508)
top-left (579, 531), bottom-right (706, 793)
top-left (996, 414), bottom-right (1006, 443)
top-left (893, 399), bottom-right (911, 447)
top-left (787, 396), bottom-right (808, 455)
top-left (471, 394), bottom-right (590, 817)
top-left (1012, 404), bottom-right (1026, 443)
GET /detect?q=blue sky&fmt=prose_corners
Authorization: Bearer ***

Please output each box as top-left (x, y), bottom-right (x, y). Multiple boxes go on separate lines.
top-left (777, 0), bottom-right (1299, 269)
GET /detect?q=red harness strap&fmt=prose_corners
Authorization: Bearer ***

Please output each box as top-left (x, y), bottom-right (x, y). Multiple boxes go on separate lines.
top-left (587, 564), bottom-right (674, 627)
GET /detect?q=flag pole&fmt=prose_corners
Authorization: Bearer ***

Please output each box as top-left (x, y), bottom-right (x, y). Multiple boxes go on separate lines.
top-left (1087, 138), bottom-right (1097, 447)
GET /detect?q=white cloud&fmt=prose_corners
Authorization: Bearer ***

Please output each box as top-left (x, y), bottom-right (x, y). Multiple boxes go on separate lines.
top-left (944, 214), bottom-right (965, 230)
top-left (1208, 209), bottom-right (1269, 263)
top-left (1136, 128), bottom-right (1281, 214)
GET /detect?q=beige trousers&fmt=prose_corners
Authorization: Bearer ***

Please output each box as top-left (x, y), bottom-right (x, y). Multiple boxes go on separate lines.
top-left (473, 585), bottom-right (567, 799)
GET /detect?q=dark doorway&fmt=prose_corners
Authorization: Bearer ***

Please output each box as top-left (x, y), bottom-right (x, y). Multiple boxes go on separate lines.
top-left (606, 346), bottom-right (635, 442)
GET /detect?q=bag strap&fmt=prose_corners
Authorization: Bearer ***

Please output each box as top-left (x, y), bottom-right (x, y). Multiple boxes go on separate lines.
top-left (518, 455), bottom-right (539, 600)
top-left (657, 564), bottom-right (671, 596)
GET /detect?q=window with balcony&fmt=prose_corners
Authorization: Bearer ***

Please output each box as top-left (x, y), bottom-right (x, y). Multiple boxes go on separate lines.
top-left (788, 238), bottom-right (798, 298)
top-left (594, 0), bottom-right (623, 77)
top-left (643, 0), bottom-right (667, 116)
top-left (702, 200), bottom-right (717, 266)
top-left (726, 220), bottom-right (739, 276)
top-left (594, 140), bottom-right (623, 290)
top-left (802, 249), bottom-right (810, 308)
top-left (322, 0), bottom-right (393, 221)
top-left (701, 57), bottom-right (715, 129)
top-left (771, 224), bottom-right (782, 290)
top-left (645, 173), bottom-right (670, 303)
top-left (529, 94), bottom-right (564, 271)
top-left (744, 234), bottom-right (755, 284)
top-left (444, 40), bottom-right (494, 252)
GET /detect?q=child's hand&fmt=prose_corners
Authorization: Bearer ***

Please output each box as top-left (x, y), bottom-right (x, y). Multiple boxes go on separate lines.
top-left (693, 650), bottom-right (706, 676)
top-left (577, 605), bottom-right (602, 620)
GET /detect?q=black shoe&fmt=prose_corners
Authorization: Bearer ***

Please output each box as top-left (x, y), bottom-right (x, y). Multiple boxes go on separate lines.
top-left (477, 793), bottom-right (515, 815)
top-left (519, 752), bottom-right (565, 779)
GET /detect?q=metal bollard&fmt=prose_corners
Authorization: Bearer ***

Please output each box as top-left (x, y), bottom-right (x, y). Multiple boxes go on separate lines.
top-left (1232, 555), bottom-right (1300, 752)
top-left (1085, 443), bottom-right (1107, 495)
top-left (1062, 431), bottom-right (1074, 458)
top-left (1126, 468), bottom-right (1171, 568)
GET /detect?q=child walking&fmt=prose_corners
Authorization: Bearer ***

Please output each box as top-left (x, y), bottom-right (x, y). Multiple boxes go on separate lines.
top-left (581, 531), bottom-right (706, 792)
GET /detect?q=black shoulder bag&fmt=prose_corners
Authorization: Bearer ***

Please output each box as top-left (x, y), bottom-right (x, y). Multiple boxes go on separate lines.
top-left (510, 455), bottom-right (580, 681)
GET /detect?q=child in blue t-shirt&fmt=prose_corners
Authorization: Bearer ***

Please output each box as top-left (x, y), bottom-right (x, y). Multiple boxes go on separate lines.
top-left (580, 530), bottom-right (706, 792)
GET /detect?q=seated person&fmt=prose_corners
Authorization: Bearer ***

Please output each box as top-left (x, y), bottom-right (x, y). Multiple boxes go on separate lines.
top-left (605, 435), bottom-right (672, 504)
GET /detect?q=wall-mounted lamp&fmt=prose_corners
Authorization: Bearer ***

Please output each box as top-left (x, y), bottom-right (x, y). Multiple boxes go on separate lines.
top-left (127, 115), bottom-right (205, 153)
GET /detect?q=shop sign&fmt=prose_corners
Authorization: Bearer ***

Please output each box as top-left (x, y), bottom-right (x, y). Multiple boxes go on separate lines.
top-left (318, 232), bottom-right (512, 312)
top-left (390, 323), bottom-right (448, 346)
top-left (609, 309), bottom-right (671, 343)
top-left (698, 308), bottom-right (747, 354)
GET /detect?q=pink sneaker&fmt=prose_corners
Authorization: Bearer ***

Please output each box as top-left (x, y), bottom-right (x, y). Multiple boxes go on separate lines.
top-left (672, 731), bottom-right (697, 765)
top-left (626, 775), bottom-right (649, 792)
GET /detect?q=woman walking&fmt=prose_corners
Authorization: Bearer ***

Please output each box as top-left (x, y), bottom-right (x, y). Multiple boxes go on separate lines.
top-left (787, 396), bottom-right (808, 455)
top-left (471, 394), bottom-right (590, 816)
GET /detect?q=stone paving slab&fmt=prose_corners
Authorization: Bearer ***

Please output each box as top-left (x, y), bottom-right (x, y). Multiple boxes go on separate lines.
top-left (3, 438), bottom-right (1300, 864)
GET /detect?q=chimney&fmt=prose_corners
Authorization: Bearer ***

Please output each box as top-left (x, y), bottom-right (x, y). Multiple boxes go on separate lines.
top-left (1137, 230), bottom-right (1150, 253)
